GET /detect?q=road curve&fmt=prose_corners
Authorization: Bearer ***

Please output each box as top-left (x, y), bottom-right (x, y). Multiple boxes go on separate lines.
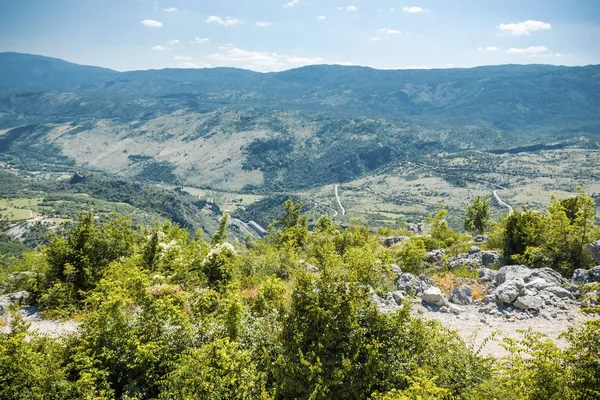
top-left (335, 185), bottom-right (346, 216)
top-left (493, 190), bottom-right (514, 215)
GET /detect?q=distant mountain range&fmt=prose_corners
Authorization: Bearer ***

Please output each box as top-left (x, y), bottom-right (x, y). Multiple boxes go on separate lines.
top-left (0, 52), bottom-right (599, 191)
top-left (1, 52), bottom-right (599, 133)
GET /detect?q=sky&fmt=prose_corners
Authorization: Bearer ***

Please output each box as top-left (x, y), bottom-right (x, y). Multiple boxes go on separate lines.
top-left (1, 0), bottom-right (599, 72)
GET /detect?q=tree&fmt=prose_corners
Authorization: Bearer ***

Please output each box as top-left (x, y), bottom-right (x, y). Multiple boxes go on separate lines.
top-left (464, 196), bottom-right (491, 234)
top-left (211, 213), bottom-right (230, 246)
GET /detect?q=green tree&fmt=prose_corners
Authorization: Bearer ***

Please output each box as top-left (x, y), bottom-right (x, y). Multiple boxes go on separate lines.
top-left (211, 213), bottom-right (230, 246)
top-left (464, 196), bottom-right (491, 234)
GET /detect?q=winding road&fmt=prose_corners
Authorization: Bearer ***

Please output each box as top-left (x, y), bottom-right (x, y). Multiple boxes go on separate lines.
top-left (493, 190), bottom-right (514, 215)
top-left (335, 185), bottom-right (346, 216)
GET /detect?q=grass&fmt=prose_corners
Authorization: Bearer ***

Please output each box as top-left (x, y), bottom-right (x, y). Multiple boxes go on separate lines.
top-left (431, 267), bottom-right (488, 301)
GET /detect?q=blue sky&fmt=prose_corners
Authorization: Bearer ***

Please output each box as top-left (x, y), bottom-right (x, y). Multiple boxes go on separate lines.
top-left (1, 0), bottom-right (599, 72)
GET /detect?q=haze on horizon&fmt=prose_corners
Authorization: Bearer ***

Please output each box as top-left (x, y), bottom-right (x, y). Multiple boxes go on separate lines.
top-left (1, 0), bottom-right (600, 72)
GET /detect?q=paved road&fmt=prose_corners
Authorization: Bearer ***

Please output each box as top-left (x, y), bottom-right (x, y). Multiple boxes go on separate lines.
top-left (493, 190), bottom-right (514, 215)
top-left (335, 185), bottom-right (346, 216)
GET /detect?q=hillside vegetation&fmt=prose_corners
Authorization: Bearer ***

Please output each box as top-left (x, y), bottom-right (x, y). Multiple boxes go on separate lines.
top-left (1, 190), bottom-right (600, 399)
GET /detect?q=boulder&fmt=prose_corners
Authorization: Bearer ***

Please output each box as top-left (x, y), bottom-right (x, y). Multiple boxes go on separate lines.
top-left (422, 287), bottom-right (447, 307)
top-left (495, 278), bottom-right (525, 304)
top-left (495, 265), bottom-right (532, 286)
top-left (514, 295), bottom-right (543, 310)
top-left (380, 236), bottom-right (410, 248)
top-left (478, 251), bottom-right (502, 267)
top-left (572, 269), bottom-right (590, 285)
top-left (468, 246), bottom-right (481, 255)
top-left (586, 241), bottom-right (600, 264)
top-left (396, 273), bottom-right (433, 295)
top-left (427, 249), bottom-right (445, 264)
top-left (589, 266), bottom-right (600, 282)
top-left (450, 285), bottom-right (473, 305)
top-left (478, 268), bottom-right (498, 283)
top-left (407, 223), bottom-right (424, 234)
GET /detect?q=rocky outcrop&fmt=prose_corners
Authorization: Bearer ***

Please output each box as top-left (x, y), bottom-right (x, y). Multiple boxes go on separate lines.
top-left (448, 248), bottom-right (502, 269)
top-left (586, 241), bottom-right (600, 264)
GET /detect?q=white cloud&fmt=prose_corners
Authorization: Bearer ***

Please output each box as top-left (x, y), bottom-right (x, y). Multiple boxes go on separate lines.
top-left (178, 61), bottom-right (211, 69)
top-left (477, 46), bottom-right (500, 52)
top-left (506, 46), bottom-right (549, 55)
top-left (371, 37), bottom-right (382, 41)
top-left (169, 39), bottom-right (180, 45)
top-left (283, 0), bottom-right (301, 8)
top-left (346, 5), bottom-right (358, 11)
top-left (190, 37), bottom-right (210, 44)
top-left (163, 7), bottom-right (178, 12)
top-left (151, 45), bottom-right (170, 51)
top-left (403, 6), bottom-right (427, 13)
top-left (317, 15), bottom-right (326, 21)
top-left (378, 28), bottom-right (402, 35)
top-left (174, 56), bottom-right (192, 60)
top-left (141, 19), bottom-right (163, 28)
top-left (254, 21), bottom-right (272, 27)
top-left (498, 20), bottom-right (551, 36)
top-left (208, 46), bottom-right (323, 72)
top-left (206, 16), bottom-right (241, 26)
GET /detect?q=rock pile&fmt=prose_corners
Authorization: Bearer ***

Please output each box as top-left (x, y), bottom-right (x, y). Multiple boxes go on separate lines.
top-left (447, 246), bottom-right (501, 269)
top-left (477, 265), bottom-right (580, 318)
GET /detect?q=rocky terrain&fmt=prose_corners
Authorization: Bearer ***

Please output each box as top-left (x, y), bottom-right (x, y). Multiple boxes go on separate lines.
top-left (371, 243), bottom-right (600, 357)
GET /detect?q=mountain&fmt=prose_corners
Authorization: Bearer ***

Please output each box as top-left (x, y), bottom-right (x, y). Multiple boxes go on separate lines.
top-left (1, 53), bottom-right (599, 132)
top-left (0, 52), bottom-right (599, 192)
top-left (0, 52), bottom-right (118, 90)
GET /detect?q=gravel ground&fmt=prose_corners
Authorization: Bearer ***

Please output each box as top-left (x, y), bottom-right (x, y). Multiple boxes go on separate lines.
top-left (413, 301), bottom-right (593, 358)
top-left (1, 302), bottom-right (593, 359)
top-left (0, 306), bottom-right (79, 337)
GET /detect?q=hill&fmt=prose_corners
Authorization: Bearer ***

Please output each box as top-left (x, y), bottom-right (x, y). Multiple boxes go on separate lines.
top-left (1, 53), bottom-right (599, 133)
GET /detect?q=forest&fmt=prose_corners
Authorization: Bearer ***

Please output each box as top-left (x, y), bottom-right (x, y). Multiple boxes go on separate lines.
top-left (1, 189), bottom-right (599, 400)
